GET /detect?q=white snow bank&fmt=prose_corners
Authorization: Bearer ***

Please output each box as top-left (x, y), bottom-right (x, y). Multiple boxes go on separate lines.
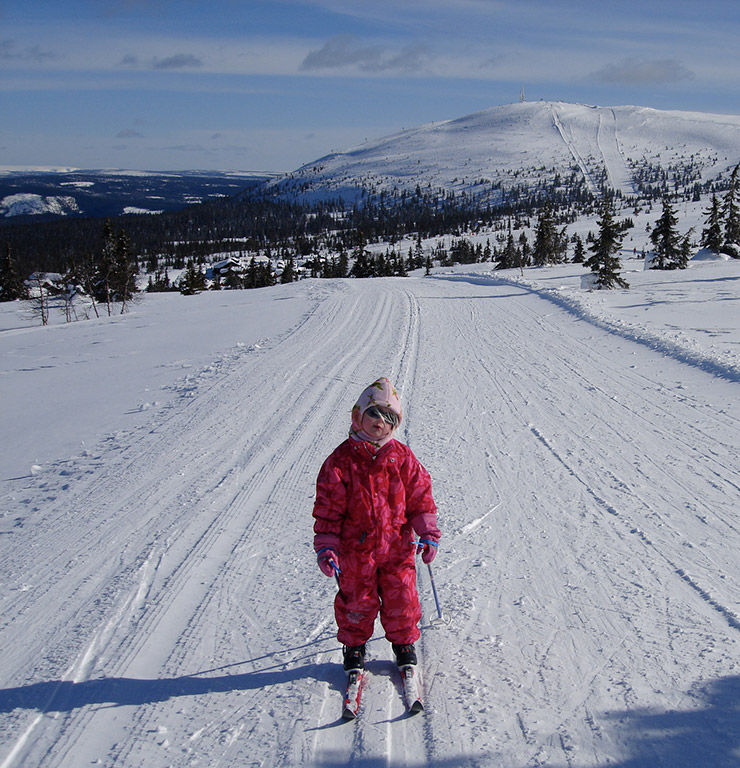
top-left (692, 248), bottom-right (730, 261)
top-left (434, 258), bottom-right (740, 382)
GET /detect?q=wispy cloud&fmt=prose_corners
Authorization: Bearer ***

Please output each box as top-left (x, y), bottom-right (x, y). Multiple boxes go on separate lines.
top-left (590, 57), bottom-right (695, 85)
top-left (301, 34), bottom-right (428, 74)
top-left (153, 53), bottom-right (203, 70)
top-left (120, 52), bottom-right (203, 69)
top-left (1, 39), bottom-right (60, 63)
top-left (116, 128), bottom-right (145, 138)
top-left (162, 143), bottom-right (210, 153)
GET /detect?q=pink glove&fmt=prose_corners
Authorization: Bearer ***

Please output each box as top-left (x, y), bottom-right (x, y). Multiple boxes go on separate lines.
top-left (317, 548), bottom-right (340, 577)
top-left (417, 539), bottom-right (438, 564)
top-left (411, 512), bottom-right (440, 564)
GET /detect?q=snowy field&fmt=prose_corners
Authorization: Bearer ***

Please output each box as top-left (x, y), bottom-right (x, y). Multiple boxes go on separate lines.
top-left (1, 256), bottom-right (739, 767)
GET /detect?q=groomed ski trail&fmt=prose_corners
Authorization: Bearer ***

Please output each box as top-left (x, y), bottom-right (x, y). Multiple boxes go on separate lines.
top-left (597, 109), bottom-right (637, 196)
top-left (1, 274), bottom-right (739, 767)
top-left (550, 103), bottom-right (636, 198)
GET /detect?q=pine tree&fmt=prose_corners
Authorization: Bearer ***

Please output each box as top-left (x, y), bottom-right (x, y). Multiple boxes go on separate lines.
top-left (337, 250), bottom-right (349, 277)
top-left (97, 219), bottom-right (118, 315)
top-left (180, 259), bottom-right (206, 295)
top-left (413, 234), bottom-right (424, 269)
top-left (260, 261), bottom-right (276, 287)
top-left (649, 198), bottom-right (685, 269)
top-left (0, 242), bottom-right (27, 301)
top-left (495, 232), bottom-right (518, 270)
top-left (701, 194), bottom-right (724, 253)
top-left (280, 257), bottom-right (296, 283)
top-left (571, 233), bottom-right (585, 263)
top-left (677, 230), bottom-right (693, 270)
top-left (245, 257), bottom-right (259, 288)
top-left (532, 204), bottom-right (567, 266)
top-left (584, 197), bottom-right (629, 289)
top-left (112, 229), bottom-right (139, 311)
top-left (517, 232), bottom-right (530, 273)
top-left (721, 164), bottom-right (740, 257)
top-left (350, 246), bottom-right (373, 278)
top-left (483, 239), bottom-right (492, 262)
top-left (396, 252), bottom-right (408, 276)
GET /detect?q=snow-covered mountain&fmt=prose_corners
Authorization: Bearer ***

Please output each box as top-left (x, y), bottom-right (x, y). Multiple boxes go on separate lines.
top-left (268, 101), bottom-right (740, 205)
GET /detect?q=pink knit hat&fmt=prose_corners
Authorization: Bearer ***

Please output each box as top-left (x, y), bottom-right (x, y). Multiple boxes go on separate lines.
top-left (349, 377), bottom-right (402, 445)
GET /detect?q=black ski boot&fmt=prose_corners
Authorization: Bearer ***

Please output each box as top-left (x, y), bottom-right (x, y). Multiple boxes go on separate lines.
top-left (342, 644), bottom-right (366, 672)
top-left (392, 643), bottom-right (417, 668)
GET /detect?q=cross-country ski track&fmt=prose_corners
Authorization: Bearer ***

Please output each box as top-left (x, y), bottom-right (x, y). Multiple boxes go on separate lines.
top-left (1, 272), bottom-right (739, 768)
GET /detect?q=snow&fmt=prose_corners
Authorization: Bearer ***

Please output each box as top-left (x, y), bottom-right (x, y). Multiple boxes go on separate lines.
top-left (1, 257), bottom-right (739, 767)
top-left (0, 193), bottom-right (80, 217)
top-left (269, 102), bottom-right (740, 205)
top-left (122, 206), bottom-right (164, 215)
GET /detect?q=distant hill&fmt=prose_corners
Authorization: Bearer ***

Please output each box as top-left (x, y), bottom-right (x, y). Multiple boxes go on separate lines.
top-left (0, 169), bottom-right (279, 221)
top-left (266, 101), bottom-right (740, 206)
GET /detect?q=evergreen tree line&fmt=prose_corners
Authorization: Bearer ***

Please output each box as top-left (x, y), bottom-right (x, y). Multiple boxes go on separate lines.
top-left (0, 171), bottom-right (611, 283)
top-left (699, 165), bottom-right (740, 257)
top-left (177, 255), bottom-right (298, 294)
top-left (2, 164), bottom-right (739, 304)
top-left (1, 219), bottom-right (139, 316)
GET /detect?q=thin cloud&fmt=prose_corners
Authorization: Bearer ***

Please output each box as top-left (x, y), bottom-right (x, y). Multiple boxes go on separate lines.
top-left (300, 34), bottom-right (428, 74)
top-left (590, 56), bottom-right (695, 85)
top-left (162, 144), bottom-right (210, 152)
top-left (152, 53), bottom-right (202, 70)
top-left (116, 128), bottom-right (145, 138)
top-left (120, 52), bottom-right (203, 70)
top-left (1, 39), bottom-right (59, 62)
top-left (301, 35), bottom-right (383, 71)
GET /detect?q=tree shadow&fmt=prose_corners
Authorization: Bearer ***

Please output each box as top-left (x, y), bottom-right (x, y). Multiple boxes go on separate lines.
top-left (521, 675), bottom-right (740, 768)
top-left (601, 675), bottom-right (740, 768)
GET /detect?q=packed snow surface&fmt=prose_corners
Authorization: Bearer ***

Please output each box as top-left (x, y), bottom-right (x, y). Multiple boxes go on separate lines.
top-left (1, 258), bottom-right (739, 767)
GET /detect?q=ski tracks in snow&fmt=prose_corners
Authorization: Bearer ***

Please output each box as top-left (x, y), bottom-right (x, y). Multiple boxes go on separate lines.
top-left (0, 280), bottom-right (435, 768)
top-left (550, 103), bottom-right (636, 198)
top-left (2, 274), bottom-right (739, 767)
top-left (419, 274), bottom-right (740, 767)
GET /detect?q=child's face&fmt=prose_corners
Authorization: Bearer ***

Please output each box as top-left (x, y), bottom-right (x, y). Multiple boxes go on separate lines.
top-left (361, 406), bottom-right (396, 440)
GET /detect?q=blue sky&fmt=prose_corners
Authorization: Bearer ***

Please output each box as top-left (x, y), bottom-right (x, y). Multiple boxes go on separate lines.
top-left (2, 0), bottom-right (739, 172)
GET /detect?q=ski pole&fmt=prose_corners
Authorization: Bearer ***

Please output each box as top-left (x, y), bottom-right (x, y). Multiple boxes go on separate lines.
top-left (426, 562), bottom-right (451, 627)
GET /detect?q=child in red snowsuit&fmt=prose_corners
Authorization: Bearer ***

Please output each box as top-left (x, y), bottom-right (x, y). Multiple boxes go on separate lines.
top-left (313, 377), bottom-right (440, 671)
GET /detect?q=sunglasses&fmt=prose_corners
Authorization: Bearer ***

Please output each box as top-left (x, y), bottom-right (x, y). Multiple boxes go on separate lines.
top-left (365, 406), bottom-right (399, 426)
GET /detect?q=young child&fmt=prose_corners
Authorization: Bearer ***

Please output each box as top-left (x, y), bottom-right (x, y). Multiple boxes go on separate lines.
top-left (312, 377), bottom-right (440, 672)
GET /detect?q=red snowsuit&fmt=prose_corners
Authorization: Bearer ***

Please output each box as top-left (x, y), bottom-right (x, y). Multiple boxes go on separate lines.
top-left (313, 437), bottom-right (439, 646)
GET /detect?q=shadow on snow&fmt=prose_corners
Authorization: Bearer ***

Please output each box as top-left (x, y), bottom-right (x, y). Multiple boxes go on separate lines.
top-left (2, 663), bottom-right (739, 767)
top-left (0, 661), bottom-right (337, 714)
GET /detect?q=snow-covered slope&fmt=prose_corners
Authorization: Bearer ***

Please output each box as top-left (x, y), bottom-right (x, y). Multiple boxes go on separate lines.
top-left (269, 101), bottom-right (740, 204)
top-left (1, 258), bottom-right (739, 767)
top-left (0, 193), bottom-right (80, 217)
